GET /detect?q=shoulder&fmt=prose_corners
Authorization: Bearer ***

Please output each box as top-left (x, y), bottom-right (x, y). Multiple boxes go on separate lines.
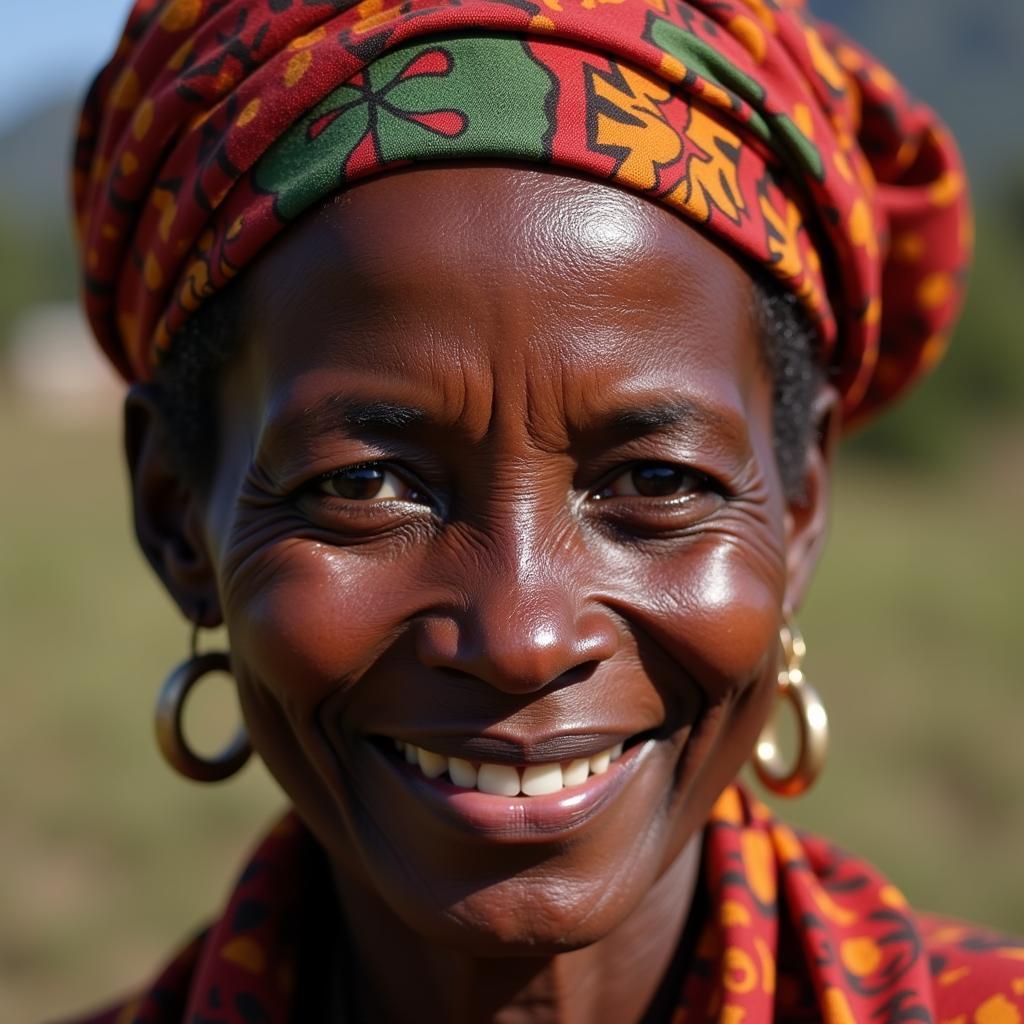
top-left (51, 812), bottom-right (318, 1024)
top-left (799, 826), bottom-right (1024, 1020)
top-left (734, 796), bottom-right (1024, 1022)
top-left (917, 912), bottom-right (1024, 1021)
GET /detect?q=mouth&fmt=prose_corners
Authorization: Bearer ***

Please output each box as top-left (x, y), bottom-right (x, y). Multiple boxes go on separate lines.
top-left (359, 730), bottom-right (661, 839)
top-left (384, 737), bottom-right (631, 796)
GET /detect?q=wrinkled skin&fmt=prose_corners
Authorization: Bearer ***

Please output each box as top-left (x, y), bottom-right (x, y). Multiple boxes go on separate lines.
top-left (127, 165), bottom-right (837, 1023)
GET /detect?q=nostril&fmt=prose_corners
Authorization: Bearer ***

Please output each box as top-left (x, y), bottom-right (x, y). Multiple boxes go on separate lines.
top-left (413, 597), bottom-right (620, 694)
top-left (553, 660), bottom-right (602, 688)
top-left (433, 665), bottom-right (483, 686)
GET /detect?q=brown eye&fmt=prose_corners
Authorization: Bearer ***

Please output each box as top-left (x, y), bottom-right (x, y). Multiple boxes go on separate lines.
top-left (595, 463), bottom-right (707, 499)
top-left (319, 465), bottom-right (420, 502)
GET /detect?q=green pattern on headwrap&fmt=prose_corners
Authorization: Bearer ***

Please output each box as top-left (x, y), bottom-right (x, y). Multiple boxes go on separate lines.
top-left (255, 36), bottom-right (554, 221)
top-left (647, 14), bottom-right (766, 106)
top-left (646, 15), bottom-right (823, 182)
top-left (768, 113), bottom-right (825, 182)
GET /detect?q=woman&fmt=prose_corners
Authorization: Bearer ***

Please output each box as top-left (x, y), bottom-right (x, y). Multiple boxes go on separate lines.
top-left (69, 0), bottom-right (1021, 1021)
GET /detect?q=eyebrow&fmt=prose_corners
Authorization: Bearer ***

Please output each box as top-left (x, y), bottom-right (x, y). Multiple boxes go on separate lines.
top-left (269, 396), bottom-right (428, 441)
top-left (256, 395), bottom-right (431, 469)
top-left (332, 399), bottom-right (427, 430)
top-left (334, 399), bottom-right (734, 435)
top-left (602, 399), bottom-right (741, 439)
top-left (261, 394), bottom-right (746, 461)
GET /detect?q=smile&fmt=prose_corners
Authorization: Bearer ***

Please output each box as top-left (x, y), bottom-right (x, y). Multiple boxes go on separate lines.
top-left (355, 730), bottom-right (661, 840)
top-left (393, 738), bottom-right (626, 796)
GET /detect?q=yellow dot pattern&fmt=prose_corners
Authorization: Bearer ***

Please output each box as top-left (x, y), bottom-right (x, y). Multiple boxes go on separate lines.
top-left (284, 49), bottom-right (312, 88)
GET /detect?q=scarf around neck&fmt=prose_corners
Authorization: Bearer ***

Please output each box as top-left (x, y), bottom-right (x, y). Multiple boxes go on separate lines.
top-left (67, 785), bottom-right (1024, 1023)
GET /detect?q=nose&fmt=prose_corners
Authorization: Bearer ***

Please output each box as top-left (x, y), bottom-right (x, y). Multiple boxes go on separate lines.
top-left (415, 576), bottom-right (620, 695)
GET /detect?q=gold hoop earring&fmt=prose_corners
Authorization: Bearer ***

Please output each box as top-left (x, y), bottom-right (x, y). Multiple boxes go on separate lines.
top-left (752, 621), bottom-right (829, 797)
top-left (154, 626), bottom-right (251, 783)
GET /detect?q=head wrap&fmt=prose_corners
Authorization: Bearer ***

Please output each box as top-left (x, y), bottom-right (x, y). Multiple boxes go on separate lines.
top-left (73, 0), bottom-right (971, 426)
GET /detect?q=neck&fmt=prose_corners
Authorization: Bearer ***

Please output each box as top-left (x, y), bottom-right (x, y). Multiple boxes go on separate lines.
top-left (328, 835), bottom-right (703, 1024)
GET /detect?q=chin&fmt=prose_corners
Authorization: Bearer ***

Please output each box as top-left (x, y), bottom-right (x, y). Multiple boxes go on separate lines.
top-left (375, 843), bottom-right (672, 957)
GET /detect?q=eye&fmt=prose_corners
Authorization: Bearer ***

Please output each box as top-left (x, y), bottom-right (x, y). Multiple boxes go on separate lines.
top-left (593, 462), bottom-right (712, 500)
top-left (317, 464), bottom-right (429, 504)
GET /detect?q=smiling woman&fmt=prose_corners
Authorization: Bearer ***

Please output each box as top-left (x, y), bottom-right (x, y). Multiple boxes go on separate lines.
top-left (65, 0), bottom-right (1022, 1022)
top-left (176, 168), bottom-right (787, 961)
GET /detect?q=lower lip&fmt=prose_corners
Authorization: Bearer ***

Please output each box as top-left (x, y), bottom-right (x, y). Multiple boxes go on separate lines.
top-left (368, 739), bottom-right (657, 841)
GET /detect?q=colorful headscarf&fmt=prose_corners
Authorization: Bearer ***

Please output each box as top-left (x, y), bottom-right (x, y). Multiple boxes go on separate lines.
top-left (73, 0), bottom-right (971, 426)
top-left (67, 787), bottom-right (1024, 1023)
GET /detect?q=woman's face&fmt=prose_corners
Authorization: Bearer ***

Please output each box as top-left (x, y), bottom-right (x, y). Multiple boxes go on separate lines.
top-left (134, 164), bottom-right (831, 952)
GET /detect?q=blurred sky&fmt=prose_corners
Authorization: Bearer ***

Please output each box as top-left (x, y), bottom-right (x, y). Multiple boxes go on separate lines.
top-left (1, 0), bottom-right (130, 133)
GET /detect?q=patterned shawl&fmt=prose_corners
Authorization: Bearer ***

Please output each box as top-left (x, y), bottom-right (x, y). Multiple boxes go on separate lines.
top-left (73, 0), bottom-right (970, 427)
top-left (66, 786), bottom-right (1024, 1022)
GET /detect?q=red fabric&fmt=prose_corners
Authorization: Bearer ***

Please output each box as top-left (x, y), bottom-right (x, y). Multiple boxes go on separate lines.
top-left (73, 0), bottom-right (971, 427)
top-left (63, 787), bottom-right (1024, 1023)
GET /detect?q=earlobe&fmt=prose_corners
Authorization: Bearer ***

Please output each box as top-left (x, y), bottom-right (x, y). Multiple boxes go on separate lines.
top-left (782, 383), bottom-right (841, 617)
top-left (124, 384), bottom-right (223, 628)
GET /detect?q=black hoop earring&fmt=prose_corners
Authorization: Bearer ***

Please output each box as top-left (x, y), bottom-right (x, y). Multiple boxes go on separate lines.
top-left (154, 623), bottom-right (251, 783)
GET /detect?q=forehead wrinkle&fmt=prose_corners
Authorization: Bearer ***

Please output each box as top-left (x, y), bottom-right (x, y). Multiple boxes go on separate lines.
top-left (425, 340), bottom-right (497, 442)
top-left (254, 343), bottom-right (503, 462)
top-left (464, 328), bottom-right (757, 460)
top-left (239, 165), bottom-right (768, 474)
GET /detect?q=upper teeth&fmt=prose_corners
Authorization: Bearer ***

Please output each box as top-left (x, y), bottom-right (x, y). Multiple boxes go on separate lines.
top-left (392, 740), bottom-right (625, 796)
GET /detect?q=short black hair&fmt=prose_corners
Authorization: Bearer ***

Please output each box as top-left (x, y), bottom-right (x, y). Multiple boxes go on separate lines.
top-left (152, 270), bottom-right (822, 500)
top-left (753, 275), bottom-right (824, 500)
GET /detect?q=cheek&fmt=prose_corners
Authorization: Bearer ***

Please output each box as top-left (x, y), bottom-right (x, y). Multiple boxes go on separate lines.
top-left (624, 528), bottom-right (785, 699)
top-left (223, 542), bottom-right (412, 717)
top-left (220, 539), bottom-right (432, 872)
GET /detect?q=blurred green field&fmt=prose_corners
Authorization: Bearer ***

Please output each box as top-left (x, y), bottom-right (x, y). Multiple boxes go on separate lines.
top-left (1, 392), bottom-right (1022, 1022)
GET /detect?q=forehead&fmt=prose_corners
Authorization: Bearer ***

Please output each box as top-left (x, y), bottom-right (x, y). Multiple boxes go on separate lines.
top-left (235, 164), bottom-right (765, 435)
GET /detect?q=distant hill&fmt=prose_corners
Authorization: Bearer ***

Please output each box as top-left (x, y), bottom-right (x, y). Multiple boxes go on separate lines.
top-left (0, 95), bottom-right (78, 229)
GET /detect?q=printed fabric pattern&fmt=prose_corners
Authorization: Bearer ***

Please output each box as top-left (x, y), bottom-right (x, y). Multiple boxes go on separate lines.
top-left (73, 0), bottom-right (971, 427)
top-left (66, 786), bottom-right (1024, 1024)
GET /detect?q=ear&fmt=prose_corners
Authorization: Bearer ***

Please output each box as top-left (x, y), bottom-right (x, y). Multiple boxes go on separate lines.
top-left (124, 384), bottom-right (222, 628)
top-left (782, 382), bottom-right (841, 617)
